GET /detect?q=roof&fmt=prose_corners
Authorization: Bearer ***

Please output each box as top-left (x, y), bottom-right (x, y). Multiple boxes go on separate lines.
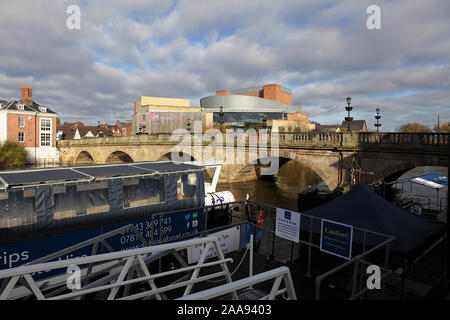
top-left (0, 99), bottom-right (57, 114)
top-left (314, 124), bottom-right (340, 132)
top-left (340, 120), bottom-right (367, 131)
top-left (301, 184), bottom-right (443, 260)
top-left (0, 161), bottom-right (204, 188)
top-left (313, 120), bottom-right (368, 132)
top-left (58, 125), bottom-right (111, 140)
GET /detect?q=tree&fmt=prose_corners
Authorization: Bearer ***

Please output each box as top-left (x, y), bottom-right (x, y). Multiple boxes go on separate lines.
top-left (433, 122), bottom-right (450, 133)
top-left (0, 141), bottom-right (28, 170)
top-left (396, 122), bottom-right (432, 133)
top-left (56, 117), bottom-right (61, 127)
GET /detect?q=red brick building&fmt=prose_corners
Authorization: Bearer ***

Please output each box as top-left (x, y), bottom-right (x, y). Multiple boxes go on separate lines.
top-left (215, 83), bottom-right (292, 105)
top-left (0, 86), bottom-right (58, 163)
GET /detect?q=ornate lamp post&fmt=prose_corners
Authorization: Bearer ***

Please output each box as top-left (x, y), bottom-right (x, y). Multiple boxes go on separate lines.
top-left (374, 108), bottom-right (381, 133)
top-left (345, 97), bottom-right (353, 132)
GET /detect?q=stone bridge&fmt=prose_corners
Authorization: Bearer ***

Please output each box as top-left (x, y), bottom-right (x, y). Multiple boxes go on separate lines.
top-left (58, 132), bottom-right (449, 191)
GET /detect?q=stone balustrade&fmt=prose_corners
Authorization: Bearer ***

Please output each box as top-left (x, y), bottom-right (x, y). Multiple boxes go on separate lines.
top-left (58, 132), bottom-right (449, 151)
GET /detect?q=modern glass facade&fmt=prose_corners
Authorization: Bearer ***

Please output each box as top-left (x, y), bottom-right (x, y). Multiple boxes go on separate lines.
top-left (213, 112), bottom-right (285, 128)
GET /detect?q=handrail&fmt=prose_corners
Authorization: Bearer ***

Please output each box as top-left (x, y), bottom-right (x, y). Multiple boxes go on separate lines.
top-left (0, 236), bottom-right (238, 300)
top-left (177, 266), bottom-right (297, 300)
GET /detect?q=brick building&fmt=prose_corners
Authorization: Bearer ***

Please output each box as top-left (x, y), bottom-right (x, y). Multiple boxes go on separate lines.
top-left (0, 86), bottom-right (58, 164)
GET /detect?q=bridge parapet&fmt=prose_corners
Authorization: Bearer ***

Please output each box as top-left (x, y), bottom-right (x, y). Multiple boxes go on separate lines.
top-left (58, 132), bottom-right (448, 151)
top-left (357, 132), bottom-right (448, 150)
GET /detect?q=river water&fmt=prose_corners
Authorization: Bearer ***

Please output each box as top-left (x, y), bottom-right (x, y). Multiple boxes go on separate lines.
top-left (217, 162), bottom-right (448, 213)
top-left (216, 160), bottom-right (325, 212)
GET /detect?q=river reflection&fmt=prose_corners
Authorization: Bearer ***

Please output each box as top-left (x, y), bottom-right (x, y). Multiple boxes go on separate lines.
top-left (217, 160), bottom-right (324, 212)
top-left (217, 163), bottom-right (448, 213)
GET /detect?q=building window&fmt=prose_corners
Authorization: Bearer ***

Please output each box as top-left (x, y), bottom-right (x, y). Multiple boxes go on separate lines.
top-left (18, 132), bottom-right (25, 143)
top-left (18, 117), bottom-right (25, 128)
top-left (40, 118), bottom-right (52, 147)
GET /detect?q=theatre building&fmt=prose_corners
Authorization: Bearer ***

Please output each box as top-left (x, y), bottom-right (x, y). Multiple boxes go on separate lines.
top-left (200, 84), bottom-right (308, 129)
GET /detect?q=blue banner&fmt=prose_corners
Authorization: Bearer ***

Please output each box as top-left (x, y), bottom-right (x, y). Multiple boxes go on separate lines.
top-left (320, 219), bottom-right (353, 260)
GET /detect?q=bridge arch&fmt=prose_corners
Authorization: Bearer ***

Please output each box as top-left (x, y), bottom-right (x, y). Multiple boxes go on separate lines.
top-left (75, 151), bottom-right (95, 166)
top-left (105, 151), bottom-right (134, 164)
top-left (157, 152), bottom-right (197, 162)
top-left (253, 155), bottom-right (330, 190)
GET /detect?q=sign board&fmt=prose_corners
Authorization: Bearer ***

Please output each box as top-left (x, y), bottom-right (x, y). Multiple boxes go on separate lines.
top-left (275, 208), bottom-right (300, 243)
top-left (187, 226), bottom-right (240, 264)
top-left (320, 219), bottom-right (353, 260)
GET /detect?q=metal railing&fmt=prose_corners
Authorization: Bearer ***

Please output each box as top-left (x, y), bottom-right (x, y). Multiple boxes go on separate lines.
top-left (238, 201), bottom-right (396, 300)
top-left (178, 266), bottom-right (297, 300)
top-left (1, 198), bottom-right (434, 300)
top-left (0, 236), bottom-right (238, 300)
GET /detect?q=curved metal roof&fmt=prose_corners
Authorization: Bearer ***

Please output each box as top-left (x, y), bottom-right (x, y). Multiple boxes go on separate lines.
top-left (200, 94), bottom-right (302, 113)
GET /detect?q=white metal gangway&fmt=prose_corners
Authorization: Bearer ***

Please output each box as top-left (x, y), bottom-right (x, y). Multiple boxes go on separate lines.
top-left (0, 233), bottom-right (297, 300)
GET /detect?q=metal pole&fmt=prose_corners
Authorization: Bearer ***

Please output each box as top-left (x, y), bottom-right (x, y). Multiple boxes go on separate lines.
top-left (271, 212), bottom-right (276, 259)
top-left (290, 241), bottom-right (294, 265)
top-left (249, 233), bottom-right (254, 289)
top-left (306, 218), bottom-right (313, 278)
top-left (446, 140), bottom-right (449, 290)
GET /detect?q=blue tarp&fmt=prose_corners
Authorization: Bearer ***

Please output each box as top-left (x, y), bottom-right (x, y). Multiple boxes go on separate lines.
top-left (412, 174), bottom-right (448, 189)
top-left (301, 184), bottom-right (444, 259)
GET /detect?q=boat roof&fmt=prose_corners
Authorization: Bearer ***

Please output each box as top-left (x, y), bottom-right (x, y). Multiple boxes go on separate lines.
top-left (0, 161), bottom-right (204, 189)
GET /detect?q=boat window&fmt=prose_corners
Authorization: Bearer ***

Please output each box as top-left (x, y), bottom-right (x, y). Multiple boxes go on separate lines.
top-left (177, 173), bottom-right (198, 200)
top-left (53, 182), bottom-right (110, 219)
top-left (123, 177), bottom-right (164, 208)
top-left (0, 189), bottom-right (36, 228)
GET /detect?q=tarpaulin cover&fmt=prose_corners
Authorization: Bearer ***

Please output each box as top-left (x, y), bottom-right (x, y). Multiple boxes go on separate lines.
top-left (300, 184), bottom-right (444, 260)
top-left (0, 161), bottom-right (205, 246)
top-left (411, 174), bottom-right (448, 189)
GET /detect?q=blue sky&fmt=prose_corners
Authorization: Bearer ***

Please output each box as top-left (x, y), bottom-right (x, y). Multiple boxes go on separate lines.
top-left (0, 0), bottom-right (449, 131)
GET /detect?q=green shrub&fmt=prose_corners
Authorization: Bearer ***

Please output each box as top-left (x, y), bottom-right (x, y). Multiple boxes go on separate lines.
top-left (0, 141), bottom-right (28, 170)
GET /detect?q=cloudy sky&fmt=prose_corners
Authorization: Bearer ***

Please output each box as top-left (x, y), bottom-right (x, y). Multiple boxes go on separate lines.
top-left (0, 0), bottom-right (448, 131)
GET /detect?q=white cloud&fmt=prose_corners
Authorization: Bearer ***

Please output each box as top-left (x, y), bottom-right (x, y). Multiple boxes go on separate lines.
top-left (0, 0), bottom-right (448, 131)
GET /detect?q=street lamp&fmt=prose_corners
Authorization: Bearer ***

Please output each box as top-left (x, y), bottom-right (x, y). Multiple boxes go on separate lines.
top-left (345, 97), bottom-right (353, 132)
top-left (374, 108), bottom-right (381, 133)
top-left (262, 113), bottom-right (267, 129)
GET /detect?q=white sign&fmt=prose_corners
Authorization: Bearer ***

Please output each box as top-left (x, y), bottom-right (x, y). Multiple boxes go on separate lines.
top-left (275, 208), bottom-right (300, 243)
top-left (187, 226), bottom-right (240, 264)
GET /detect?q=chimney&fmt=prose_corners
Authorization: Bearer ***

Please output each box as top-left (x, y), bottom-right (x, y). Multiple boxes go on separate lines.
top-left (21, 86), bottom-right (33, 105)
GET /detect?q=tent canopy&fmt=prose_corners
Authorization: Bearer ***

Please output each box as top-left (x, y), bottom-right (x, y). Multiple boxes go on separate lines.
top-left (301, 184), bottom-right (444, 258)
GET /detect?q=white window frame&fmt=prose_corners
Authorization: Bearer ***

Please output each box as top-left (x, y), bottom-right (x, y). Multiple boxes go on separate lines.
top-left (40, 118), bottom-right (52, 147)
top-left (18, 131), bottom-right (25, 143)
top-left (18, 117), bottom-right (25, 128)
